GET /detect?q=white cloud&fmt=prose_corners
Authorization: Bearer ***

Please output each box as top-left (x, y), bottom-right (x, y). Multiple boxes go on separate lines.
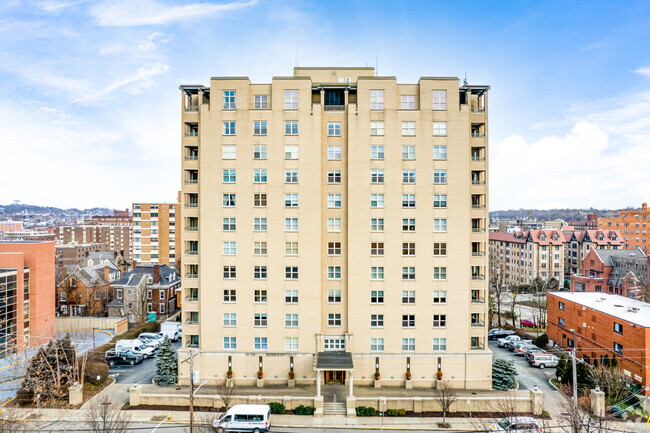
top-left (634, 67), bottom-right (650, 77)
top-left (90, 0), bottom-right (258, 26)
top-left (72, 63), bottom-right (169, 103)
top-left (38, 0), bottom-right (89, 12)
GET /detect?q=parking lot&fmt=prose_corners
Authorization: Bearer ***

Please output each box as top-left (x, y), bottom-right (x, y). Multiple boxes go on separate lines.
top-left (489, 340), bottom-right (556, 391)
top-left (108, 340), bottom-right (181, 385)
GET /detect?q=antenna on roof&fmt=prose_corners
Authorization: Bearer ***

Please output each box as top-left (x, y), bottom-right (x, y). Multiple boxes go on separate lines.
top-left (463, 72), bottom-right (468, 86)
top-left (375, 55), bottom-right (378, 76)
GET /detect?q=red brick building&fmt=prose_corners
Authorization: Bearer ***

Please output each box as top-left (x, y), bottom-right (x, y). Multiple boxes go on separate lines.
top-left (570, 248), bottom-right (648, 299)
top-left (598, 203), bottom-right (650, 252)
top-left (0, 242), bottom-right (56, 355)
top-left (568, 214), bottom-right (599, 231)
top-left (548, 291), bottom-right (650, 394)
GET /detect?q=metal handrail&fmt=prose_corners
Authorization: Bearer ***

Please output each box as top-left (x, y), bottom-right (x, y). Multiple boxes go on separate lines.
top-left (324, 105), bottom-right (345, 111)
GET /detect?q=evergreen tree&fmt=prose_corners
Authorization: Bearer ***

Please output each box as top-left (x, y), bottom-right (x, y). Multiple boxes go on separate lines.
top-left (492, 358), bottom-right (517, 390)
top-left (611, 354), bottom-right (618, 369)
top-left (155, 336), bottom-right (177, 386)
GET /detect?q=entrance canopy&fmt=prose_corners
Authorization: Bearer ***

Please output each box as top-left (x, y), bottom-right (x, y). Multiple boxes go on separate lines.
top-left (315, 351), bottom-right (354, 371)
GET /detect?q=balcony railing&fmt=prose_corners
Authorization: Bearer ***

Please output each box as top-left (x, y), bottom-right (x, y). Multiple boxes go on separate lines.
top-left (185, 203), bottom-right (198, 208)
top-left (324, 105), bottom-right (345, 111)
top-left (185, 106), bottom-right (198, 112)
top-left (471, 322), bottom-right (485, 327)
top-left (472, 252), bottom-right (486, 256)
top-left (185, 226), bottom-right (198, 231)
top-left (472, 204), bottom-right (486, 209)
top-left (185, 296), bottom-right (198, 302)
top-left (472, 227), bottom-right (485, 232)
top-left (185, 273), bottom-right (198, 279)
top-left (185, 155), bottom-right (198, 160)
top-left (471, 106), bottom-right (486, 112)
top-left (471, 298), bottom-right (485, 304)
top-left (185, 131), bottom-right (198, 136)
top-left (471, 156), bottom-right (486, 161)
top-left (472, 180), bottom-right (486, 185)
top-left (472, 275), bottom-right (486, 280)
top-left (471, 343), bottom-right (485, 350)
top-left (186, 342), bottom-right (199, 348)
top-left (185, 179), bottom-right (198, 184)
top-left (185, 250), bottom-right (198, 255)
top-left (185, 320), bottom-right (199, 325)
top-left (471, 132), bottom-right (486, 138)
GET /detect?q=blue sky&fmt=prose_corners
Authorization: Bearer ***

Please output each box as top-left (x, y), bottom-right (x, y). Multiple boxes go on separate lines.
top-left (1, 0), bottom-right (649, 210)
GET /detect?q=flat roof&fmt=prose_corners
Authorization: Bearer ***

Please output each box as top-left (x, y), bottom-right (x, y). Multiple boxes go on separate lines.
top-left (550, 292), bottom-right (650, 327)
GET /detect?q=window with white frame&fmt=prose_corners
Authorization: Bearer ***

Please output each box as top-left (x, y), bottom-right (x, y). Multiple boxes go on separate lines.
top-left (402, 338), bottom-right (415, 351)
top-left (370, 194), bottom-right (384, 208)
top-left (433, 90), bottom-right (447, 110)
top-left (328, 218), bottom-right (341, 232)
top-left (433, 218), bottom-right (447, 232)
top-left (253, 241), bottom-right (267, 255)
top-left (328, 266), bottom-right (341, 279)
top-left (328, 314), bottom-right (341, 327)
top-left (253, 145), bottom-right (267, 159)
top-left (370, 314), bottom-right (384, 327)
top-left (222, 145), bottom-right (236, 159)
top-left (433, 242), bottom-right (447, 256)
top-left (254, 95), bottom-right (267, 109)
top-left (402, 170), bottom-right (415, 184)
top-left (433, 194), bottom-right (447, 208)
top-left (370, 242), bottom-right (384, 256)
top-left (370, 145), bottom-right (384, 159)
top-left (285, 217), bottom-right (298, 231)
top-left (223, 121), bottom-right (236, 135)
top-left (285, 89), bottom-right (298, 110)
top-left (223, 90), bottom-right (236, 110)
top-left (253, 121), bottom-right (267, 135)
top-left (402, 290), bottom-right (415, 304)
top-left (402, 194), bottom-right (415, 208)
top-left (223, 266), bottom-right (236, 279)
top-left (284, 145), bottom-right (299, 159)
top-left (285, 241), bottom-right (299, 256)
top-left (224, 337), bottom-right (236, 350)
top-left (328, 242), bottom-right (341, 255)
top-left (223, 289), bottom-right (236, 302)
top-left (254, 337), bottom-right (267, 350)
top-left (328, 146), bottom-right (341, 160)
top-left (254, 290), bottom-right (267, 303)
top-left (402, 267), bottom-right (415, 280)
top-left (370, 89), bottom-right (384, 109)
top-left (327, 122), bottom-right (341, 136)
top-left (433, 121), bottom-right (447, 136)
top-left (285, 337), bottom-right (298, 351)
top-left (285, 120), bottom-right (298, 135)
top-left (254, 217), bottom-right (267, 231)
top-left (402, 145), bottom-right (415, 160)
top-left (222, 242), bottom-right (236, 255)
top-left (401, 95), bottom-right (415, 109)
top-left (402, 121), bottom-right (416, 136)
top-left (285, 194), bottom-right (298, 207)
top-left (371, 338), bottom-right (384, 351)
top-left (223, 169), bottom-right (236, 183)
top-left (371, 266), bottom-right (384, 280)
top-left (328, 289), bottom-right (341, 303)
top-left (285, 290), bottom-right (298, 303)
top-left (285, 170), bottom-right (298, 183)
top-left (402, 242), bottom-right (415, 256)
top-left (285, 266), bottom-right (298, 279)
top-left (253, 265), bottom-right (266, 279)
top-left (223, 313), bottom-right (237, 326)
top-left (433, 145), bottom-right (447, 160)
top-left (328, 170), bottom-right (341, 184)
top-left (433, 266), bottom-right (447, 280)
top-left (371, 290), bottom-right (384, 303)
top-left (254, 313), bottom-right (267, 327)
top-left (371, 218), bottom-right (384, 232)
top-left (433, 290), bottom-right (447, 304)
top-left (403, 218), bottom-right (415, 232)
top-left (371, 169), bottom-right (384, 183)
top-left (253, 169), bottom-right (267, 183)
top-left (223, 217), bottom-right (236, 231)
top-left (433, 170), bottom-right (447, 184)
top-left (285, 314), bottom-right (298, 327)
top-left (433, 314), bottom-right (446, 327)
top-left (222, 194), bottom-right (236, 207)
top-left (433, 338), bottom-right (447, 351)
top-left (253, 193), bottom-right (266, 207)
top-left (370, 121), bottom-right (384, 135)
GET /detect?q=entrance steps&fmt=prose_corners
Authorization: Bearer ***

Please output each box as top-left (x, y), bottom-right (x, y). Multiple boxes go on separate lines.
top-left (323, 402), bottom-right (347, 415)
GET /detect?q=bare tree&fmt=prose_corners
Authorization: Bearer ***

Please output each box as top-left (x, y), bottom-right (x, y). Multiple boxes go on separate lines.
top-left (0, 408), bottom-right (30, 433)
top-left (216, 378), bottom-right (237, 411)
top-left (588, 364), bottom-right (631, 405)
top-left (490, 269), bottom-right (505, 327)
top-left (87, 395), bottom-right (133, 433)
top-left (546, 388), bottom-right (611, 433)
top-left (434, 380), bottom-right (457, 426)
top-left (509, 285), bottom-right (519, 327)
top-left (185, 412), bottom-right (218, 433)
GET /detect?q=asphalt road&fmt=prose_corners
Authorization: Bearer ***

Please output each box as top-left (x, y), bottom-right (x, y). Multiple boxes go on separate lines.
top-left (109, 340), bottom-right (181, 385)
top-left (489, 340), bottom-right (556, 391)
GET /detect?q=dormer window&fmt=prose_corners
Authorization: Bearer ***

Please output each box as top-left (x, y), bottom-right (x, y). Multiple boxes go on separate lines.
top-left (553, 235), bottom-right (558, 241)
top-left (540, 235), bottom-right (546, 241)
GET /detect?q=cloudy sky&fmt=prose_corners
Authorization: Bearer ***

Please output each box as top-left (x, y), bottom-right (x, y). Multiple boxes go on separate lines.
top-left (1, 0), bottom-right (649, 210)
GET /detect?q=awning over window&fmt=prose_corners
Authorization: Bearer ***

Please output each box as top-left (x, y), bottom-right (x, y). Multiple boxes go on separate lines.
top-left (315, 351), bottom-right (354, 370)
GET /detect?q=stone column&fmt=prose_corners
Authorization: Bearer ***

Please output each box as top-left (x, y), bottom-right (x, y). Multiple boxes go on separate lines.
top-left (69, 383), bottom-right (83, 406)
top-left (349, 371), bottom-right (354, 397)
top-left (591, 389), bottom-right (606, 418)
top-left (316, 371), bottom-right (321, 397)
top-left (530, 388), bottom-right (544, 415)
top-left (129, 385), bottom-right (142, 407)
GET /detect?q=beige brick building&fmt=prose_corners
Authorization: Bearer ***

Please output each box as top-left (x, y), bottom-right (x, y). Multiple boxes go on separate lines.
top-left (178, 67), bottom-right (491, 392)
top-left (132, 202), bottom-right (180, 269)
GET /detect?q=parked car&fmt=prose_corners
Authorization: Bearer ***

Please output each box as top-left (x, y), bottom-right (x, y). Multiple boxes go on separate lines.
top-left (138, 336), bottom-right (159, 350)
top-left (139, 332), bottom-right (165, 345)
top-left (105, 349), bottom-right (144, 366)
top-left (520, 319), bottom-right (538, 328)
top-left (522, 347), bottom-right (545, 358)
top-left (490, 416), bottom-right (542, 432)
top-left (509, 339), bottom-right (532, 351)
top-left (115, 339), bottom-right (156, 359)
top-left (528, 353), bottom-right (559, 369)
top-left (160, 321), bottom-right (182, 342)
top-left (488, 328), bottom-right (516, 340)
top-left (498, 335), bottom-right (521, 348)
top-left (514, 344), bottom-right (538, 356)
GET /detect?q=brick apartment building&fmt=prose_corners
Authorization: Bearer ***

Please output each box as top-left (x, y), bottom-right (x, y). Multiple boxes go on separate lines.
top-left (55, 242), bottom-right (108, 267)
top-left (0, 221), bottom-right (23, 232)
top-left (565, 229), bottom-right (623, 276)
top-left (85, 209), bottom-right (131, 226)
top-left (56, 223), bottom-right (132, 261)
top-left (547, 291), bottom-right (650, 394)
top-left (570, 248), bottom-right (648, 299)
top-left (132, 202), bottom-right (180, 269)
top-left (0, 242), bottom-right (56, 357)
top-left (568, 214), bottom-right (598, 231)
top-left (598, 203), bottom-right (650, 252)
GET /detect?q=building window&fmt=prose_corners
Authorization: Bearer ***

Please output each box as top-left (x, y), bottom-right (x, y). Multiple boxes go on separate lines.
top-left (328, 313), bottom-right (341, 327)
top-left (371, 266), bottom-right (384, 280)
top-left (253, 121), bottom-right (267, 135)
top-left (433, 338), bottom-right (447, 351)
top-left (285, 338), bottom-right (298, 351)
top-left (254, 95), bottom-right (268, 109)
top-left (433, 290), bottom-right (447, 304)
top-left (433, 90), bottom-right (447, 110)
top-left (224, 337), bottom-right (237, 350)
top-left (402, 218), bottom-right (415, 232)
top-left (253, 169), bottom-right (267, 183)
top-left (433, 242), bottom-right (447, 256)
top-left (222, 121), bottom-right (236, 135)
top-left (254, 337), bottom-right (267, 350)
top-left (328, 242), bottom-right (341, 255)
top-left (223, 289), bottom-right (236, 303)
top-left (254, 145), bottom-right (267, 159)
top-left (371, 338), bottom-right (384, 352)
top-left (433, 170), bottom-right (447, 184)
top-left (370, 314), bottom-right (384, 327)
top-left (254, 313), bottom-right (267, 327)
top-left (285, 290), bottom-right (298, 303)
top-left (371, 290), bottom-right (384, 304)
top-left (254, 193), bottom-right (267, 207)
top-left (253, 242), bottom-right (267, 255)
top-left (370, 194), bottom-right (384, 208)
top-left (433, 267), bottom-right (447, 280)
top-left (328, 170), bottom-right (341, 184)
top-left (401, 95), bottom-right (415, 109)
top-left (402, 121), bottom-right (416, 136)
top-left (328, 218), bottom-right (341, 232)
top-left (402, 290), bottom-right (415, 304)
top-left (328, 122), bottom-right (341, 136)
top-left (371, 242), bottom-right (384, 256)
top-left (285, 89), bottom-right (298, 110)
top-left (402, 145), bottom-right (416, 160)
top-left (370, 145), bottom-right (384, 160)
top-left (254, 217), bottom-right (267, 231)
top-left (559, 317), bottom-right (565, 327)
top-left (328, 194), bottom-right (341, 208)
top-left (285, 242), bottom-right (299, 255)
top-left (433, 145), bottom-right (447, 160)
top-left (328, 146), bottom-right (341, 160)
top-left (402, 338), bottom-right (415, 351)
top-left (559, 301), bottom-right (565, 311)
top-left (328, 266), bottom-right (341, 279)
top-left (402, 267), bottom-right (416, 280)
top-left (285, 313), bottom-right (298, 327)
top-left (402, 194), bottom-right (416, 208)
top-left (402, 170), bottom-right (416, 184)
top-left (222, 145), bottom-right (236, 159)
top-left (284, 194), bottom-right (298, 207)
top-left (223, 90), bottom-right (236, 110)
top-left (223, 194), bottom-right (236, 207)
top-left (285, 266), bottom-right (299, 279)
top-left (223, 169), bottom-right (236, 183)
top-left (614, 342), bottom-right (623, 355)
top-left (402, 242), bottom-right (415, 256)
top-left (433, 121), bottom-right (447, 136)
top-left (328, 289), bottom-right (341, 303)
top-left (370, 121), bottom-right (384, 135)
top-left (285, 120), bottom-right (298, 135)
top-left (371, 169), bottom-right (384, 184)
top-left (285, 218), bottom-right (298, 231)
top-left (254, 266), bottom-right (267, 279)
top-left (433, 314), bottom-right (446, 327)
top-left (371, 218), bottom-right (384, 232)
top-left (434, 218), bottom-right (447, 232)
top-left (370, 89), bottom-right (384, 109)
top-left (285, 170), bottom-right (298, 183)
top-left (433, 194), bottom-right (447, 208)
top-left (223, 313), bottom-right (237, 327)
top-left (223, 266), bottom-right (236, 279)
top-left (614, 322), bottom-right (623, 334)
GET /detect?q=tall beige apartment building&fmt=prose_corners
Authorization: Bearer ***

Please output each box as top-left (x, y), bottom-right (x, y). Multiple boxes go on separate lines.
top-left (179, 67), bottom-right (491, 392)
top-left (132, 202), bottom-right (180, 269)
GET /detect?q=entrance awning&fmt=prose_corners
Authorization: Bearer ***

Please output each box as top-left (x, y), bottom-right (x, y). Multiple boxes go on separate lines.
top-left (315, 351), bottom-right (354, 370)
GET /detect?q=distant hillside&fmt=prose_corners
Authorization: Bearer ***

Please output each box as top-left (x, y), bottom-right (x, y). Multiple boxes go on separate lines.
top-left (0, 204), bottom-right (119, 216)
top-left (490, 208), bottom-right (623, 221)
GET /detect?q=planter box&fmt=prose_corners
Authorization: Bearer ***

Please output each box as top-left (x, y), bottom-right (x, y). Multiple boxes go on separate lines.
top-left (256, 379), bottom-right (264, 388)
top-left (405, 380), bottom-right (412, 389)
top-left (374, 379), bottom-right (381, 389)
top-left (288, 379), bottom-right (295, 388)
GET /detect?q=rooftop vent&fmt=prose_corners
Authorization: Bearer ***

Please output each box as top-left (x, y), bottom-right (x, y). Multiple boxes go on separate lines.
top-left (628, 307), bottom-right (640, 313)
top-left (614, 304), bottom-right (624, 308)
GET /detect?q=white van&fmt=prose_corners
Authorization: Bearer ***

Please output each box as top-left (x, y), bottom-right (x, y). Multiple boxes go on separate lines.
top-left (160, 321), bottom-right (182, 342)
top-left (212, 404), bottom-right (271, 433)
top-left (115, 339), bottom-right (156, 359)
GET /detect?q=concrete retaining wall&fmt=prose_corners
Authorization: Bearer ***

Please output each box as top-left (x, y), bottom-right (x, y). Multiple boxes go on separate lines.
top-left (56, 316), bottom-right (128, 336)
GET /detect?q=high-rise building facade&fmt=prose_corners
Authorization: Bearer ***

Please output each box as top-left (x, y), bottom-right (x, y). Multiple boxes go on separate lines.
top-left (178, 67), bottom-right (491, 391)
top-left (598, 203), bottom-right (650, 251)
top-left (132, 203), bottom-right (180, 269)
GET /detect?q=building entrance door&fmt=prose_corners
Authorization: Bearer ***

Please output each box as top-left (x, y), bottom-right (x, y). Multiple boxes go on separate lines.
top-left (325, 371), bottom-right (345, 384)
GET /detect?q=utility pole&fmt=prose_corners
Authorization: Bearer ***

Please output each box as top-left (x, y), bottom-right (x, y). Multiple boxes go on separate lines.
top-left (572, 347), bottom-right (578, 405)
top-left (182, 350), bottom-right (199, 433)
top-left (92, 326), bottom-right (96, 349)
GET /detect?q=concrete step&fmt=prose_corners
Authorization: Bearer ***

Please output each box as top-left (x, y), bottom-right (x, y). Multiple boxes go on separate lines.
top-left (323, 402), bottom-right (347, 415)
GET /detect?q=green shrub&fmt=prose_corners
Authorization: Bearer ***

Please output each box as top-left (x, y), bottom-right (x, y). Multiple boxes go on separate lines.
top-left (85, 361), bottom-right (109, 385)
top-left (269, 402), bottom-right (285, 414)
top-left (533, 333), bottom-right (549, 349)
top-left (295, 405), bottom-right (315, 415)
top-left (386, 409), bottom-right (397, 417)
top-left (397, 408), bottom-right (406, 416)
top-left (355, 406), bottom-right (376, 417)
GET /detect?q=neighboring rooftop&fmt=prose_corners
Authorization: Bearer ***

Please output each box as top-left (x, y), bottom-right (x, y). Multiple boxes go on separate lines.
top-left (550, 291), bottom-right (650, 327)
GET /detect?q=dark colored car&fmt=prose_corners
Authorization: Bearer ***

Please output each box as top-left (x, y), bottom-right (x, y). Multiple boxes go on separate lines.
top-left (488, 328), bottom-right (516, 340)
top-left (105, 349), bottom-right (144, 366)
